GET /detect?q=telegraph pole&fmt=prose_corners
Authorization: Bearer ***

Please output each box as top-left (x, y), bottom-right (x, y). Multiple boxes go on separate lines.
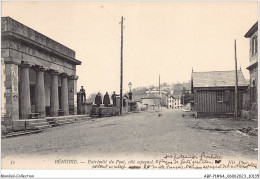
top-left (234, 39), bottom-right (238, 118)
top-left (120, 16), bottom-right (124, 115)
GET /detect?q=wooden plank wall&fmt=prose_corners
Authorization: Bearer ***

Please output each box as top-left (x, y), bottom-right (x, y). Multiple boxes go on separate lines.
top-left (194, 91), bottom-right (243, 113)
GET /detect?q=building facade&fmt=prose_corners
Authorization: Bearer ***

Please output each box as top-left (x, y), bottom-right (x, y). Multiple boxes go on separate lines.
top-left (169, 82), bottom-right (191, 109)
top-left (168, 95), bottom-right (182, 109)
top-left (168, 96), bottom-right (174, 108)
top-left (244, 22), bottom-right (258, 114)
top-left (1, 17), bottom-right (81, 130)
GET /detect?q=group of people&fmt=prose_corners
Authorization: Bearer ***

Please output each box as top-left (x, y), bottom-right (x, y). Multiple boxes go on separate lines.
top-left (79, 86), bottom-right (118, 107)
top-left (95, 91), bottom-right (117, 107)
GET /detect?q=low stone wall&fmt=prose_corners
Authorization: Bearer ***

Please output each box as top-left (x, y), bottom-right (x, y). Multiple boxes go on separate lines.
top-left (98, 107), bottom-right (119, 117)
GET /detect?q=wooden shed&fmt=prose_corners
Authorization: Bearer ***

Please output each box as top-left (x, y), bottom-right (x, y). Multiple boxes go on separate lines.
top-left (191, 70), bottom-right (248, 117)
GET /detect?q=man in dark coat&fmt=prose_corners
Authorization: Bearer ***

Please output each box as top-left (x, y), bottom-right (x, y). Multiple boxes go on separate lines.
top-left (95, 92), bottom-right (102, 107)
top-left (103, 92), bottom-right (110, 107)
top-left (111, 91), bottom-right (116, 106)
top-left (80, 86), bottom-right (86, 103)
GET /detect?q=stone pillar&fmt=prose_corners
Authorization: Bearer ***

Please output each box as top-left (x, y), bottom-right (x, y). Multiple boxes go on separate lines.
top-left (35, 67), bottom-right (46, 118)
top-left (2, 58), bottom-right (20, 131)
top-left (68, 75), bottom-right (78, 115)
top-left (19, 62), bottom-right (31, 119)
top-left (50, 71), bottom-right (59, 117)
top-left (61, 73), bottom-right (69, 116)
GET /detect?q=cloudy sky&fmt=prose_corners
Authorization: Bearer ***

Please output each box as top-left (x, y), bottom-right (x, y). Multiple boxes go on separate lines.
top-left (2, 1), bottom-right (258, 98)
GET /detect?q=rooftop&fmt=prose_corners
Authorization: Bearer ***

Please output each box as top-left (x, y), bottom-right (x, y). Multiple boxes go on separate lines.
top-left (170, 94), bottom-right (182, 99)
top-left (141, 96), bottom-right (161, 99)
top-left (244, 21), bottom-right (258, 38)
top-left (1, 16), bottom-right (81, 65)
top-left (192, 70), bottom-right (248, 88)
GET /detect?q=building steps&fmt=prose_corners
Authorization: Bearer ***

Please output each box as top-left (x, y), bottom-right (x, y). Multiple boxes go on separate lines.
top-left (12, 115), bottom-right (91, 132)
top-left (46, 118), bottom-right (59, 127)
top-left (26, 120), bottom-right (52, 130)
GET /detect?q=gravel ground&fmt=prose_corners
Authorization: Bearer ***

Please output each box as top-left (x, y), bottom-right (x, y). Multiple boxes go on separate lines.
top-left (1, 109), bottom-right (258, 160)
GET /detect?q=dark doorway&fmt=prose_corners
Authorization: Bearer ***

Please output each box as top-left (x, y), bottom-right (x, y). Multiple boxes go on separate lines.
top-left (30, 85), bottom-right (35, 113)
top-left (251, 79), bottom-right (256, 104)
top-left (58, 87), bottom-right (61, 110)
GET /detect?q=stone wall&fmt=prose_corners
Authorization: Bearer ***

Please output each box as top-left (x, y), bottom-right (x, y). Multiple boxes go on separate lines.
top-left (68, 76), bottom-right (78, 115)
top-left (2, 59), bottom-right (19, 131)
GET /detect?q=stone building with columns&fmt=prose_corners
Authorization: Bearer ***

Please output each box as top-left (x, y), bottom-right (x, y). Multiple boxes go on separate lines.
top-left (1, 17), bottom-right (81, 131)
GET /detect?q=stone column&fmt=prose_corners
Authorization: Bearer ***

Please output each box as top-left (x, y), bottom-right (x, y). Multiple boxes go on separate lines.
top-left (68, 75), bottom-right (78, 115)
top-left (50, 71), bottom-right (59, 117)
top-left (19, 62), bottom-right (31, 119)
top-left (61, 73), bottom-right (69, 116)
top-left (2, 58), bottom-right (20, 131)
top-left (35, 67), bottom-right (46, 118)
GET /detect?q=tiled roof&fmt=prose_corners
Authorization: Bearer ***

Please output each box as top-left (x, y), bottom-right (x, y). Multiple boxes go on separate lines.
top-left (192, 70), bottom-right (248, 88)
top-left (172, 94), bottom-right (182, 99)
top-left (141, 96), bottom-right (161, 99)
top-left (142, 98), bottom-right (161, 106)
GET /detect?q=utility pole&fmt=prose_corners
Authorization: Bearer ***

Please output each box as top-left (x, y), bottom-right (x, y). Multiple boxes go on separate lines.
top-left (234, 39), bottom-right (238, 118)
top-left (120, 16), bottom-right (124, 115)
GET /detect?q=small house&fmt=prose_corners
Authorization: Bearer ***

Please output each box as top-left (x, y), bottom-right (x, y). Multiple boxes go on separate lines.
top-left (192, 70), bottom-right (248, 117)
top-left (141, 96), bottom-right (161, 110)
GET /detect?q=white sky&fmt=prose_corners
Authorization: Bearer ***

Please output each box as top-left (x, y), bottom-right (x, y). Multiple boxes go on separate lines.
top-left (2, 1), bottom-right (258, 98)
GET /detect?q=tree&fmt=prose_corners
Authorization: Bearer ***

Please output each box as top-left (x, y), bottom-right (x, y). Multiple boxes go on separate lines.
top-left (180, 88), bottom-right (191, 105)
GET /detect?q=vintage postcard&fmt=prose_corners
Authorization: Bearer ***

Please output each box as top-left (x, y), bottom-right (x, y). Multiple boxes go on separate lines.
top-left (0, 1), bottom-right (259, 178)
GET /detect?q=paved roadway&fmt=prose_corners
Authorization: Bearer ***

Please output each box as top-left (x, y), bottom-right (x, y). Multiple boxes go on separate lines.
top-left (1, 109), bottom-right (258, 161)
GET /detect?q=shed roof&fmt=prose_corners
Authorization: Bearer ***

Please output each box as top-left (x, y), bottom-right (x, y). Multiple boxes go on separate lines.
top-left (192, 70), bottom-right (248, 88)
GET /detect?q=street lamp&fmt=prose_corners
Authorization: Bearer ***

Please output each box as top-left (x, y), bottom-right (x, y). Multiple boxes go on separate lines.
top-left (128, 82), bottom-right (132, 101)
top-left (128, 82), bottom-right (132, 92)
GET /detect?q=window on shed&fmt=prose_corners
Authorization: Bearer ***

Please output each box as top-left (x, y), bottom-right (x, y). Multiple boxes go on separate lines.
top-left (216, 91), bottom-right (224, 102)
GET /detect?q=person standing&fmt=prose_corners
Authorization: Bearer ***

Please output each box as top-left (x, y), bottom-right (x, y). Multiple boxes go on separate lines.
top-left (80, 86), bottom-right (86, 103)
top-left (111, 91), bottom-right (117, 106)
top-left (95, 92), bottom-right (102, 107)
top-left (103, 92), bottom-right (110, 107)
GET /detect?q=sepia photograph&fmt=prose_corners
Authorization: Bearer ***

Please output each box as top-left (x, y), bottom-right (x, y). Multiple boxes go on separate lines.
top-left (0, 0), bottom-right (259, 178)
